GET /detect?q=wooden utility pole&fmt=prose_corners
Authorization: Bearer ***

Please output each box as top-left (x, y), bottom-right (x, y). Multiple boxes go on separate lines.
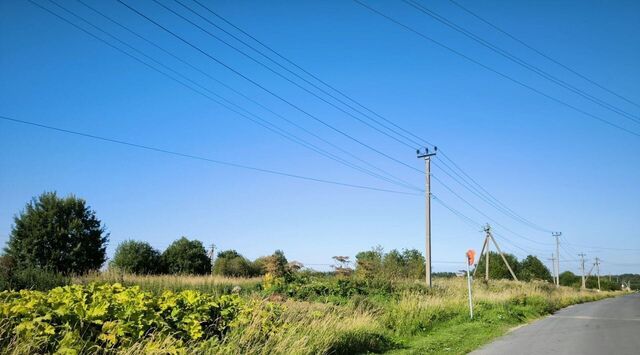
top-left (417, 147), bottom-right (436, 287)
top-left (473, 224), bottom-right (518, 281)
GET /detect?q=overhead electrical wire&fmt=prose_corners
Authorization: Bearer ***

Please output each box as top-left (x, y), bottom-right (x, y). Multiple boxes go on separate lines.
top-left (48, 0), bottom-right (558, 249)
top-left (39, 0), bottom-right (421, 192)
top-left (447, 0), bottom-right (640, 110)
top-left (35, 0), bottom-right (632, 262)
top-left (432, 195), bottom-right (544, 258)
top-left (177, 0), bottom-right (556, 235)
top-left (166, 0), bottom-right (423, 150)
top-left (352, 0), bottom-right (640, 138)
top-left (188, 0), bottom-right (436, 149)
top-left (432, 173), bottom-right (554, 245)
top-left (0, 115), bottom-right (421, 196)
top-left (117, 0), bottom-right (426, 175)
top-left (71, 0), bottom-right (419, 192)
top-left (404, 0), bottom-right (640, 125)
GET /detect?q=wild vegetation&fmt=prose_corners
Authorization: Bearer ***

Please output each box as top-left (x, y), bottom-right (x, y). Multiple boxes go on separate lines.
top-left (0, 193), bottom-right (632, 354)
top-left (0, 275), bottom-right (620, 354)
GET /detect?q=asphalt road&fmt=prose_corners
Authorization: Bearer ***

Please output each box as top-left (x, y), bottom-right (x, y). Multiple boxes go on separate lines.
top-left (471, 293), bottom-right (640, 355)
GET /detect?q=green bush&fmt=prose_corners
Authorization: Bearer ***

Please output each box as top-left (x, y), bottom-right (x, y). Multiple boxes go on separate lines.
top-left (162, 237), bottom-right (211, 275)
top-left (213, 250), bottom-right (260, 277)
top-left (110, 240), bottom-right (164, 274)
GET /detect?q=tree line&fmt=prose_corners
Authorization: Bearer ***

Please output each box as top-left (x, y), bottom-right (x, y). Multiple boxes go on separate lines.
top-left (2, 192), bottom-right (635, 291)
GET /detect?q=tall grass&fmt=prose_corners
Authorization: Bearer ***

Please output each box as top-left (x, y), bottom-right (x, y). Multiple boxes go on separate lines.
top-left (73, 270), bottom-right (262, 295)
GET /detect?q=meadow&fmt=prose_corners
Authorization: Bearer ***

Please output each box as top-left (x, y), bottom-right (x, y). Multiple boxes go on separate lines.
top-left (0, 272), bottom-right (620, 354)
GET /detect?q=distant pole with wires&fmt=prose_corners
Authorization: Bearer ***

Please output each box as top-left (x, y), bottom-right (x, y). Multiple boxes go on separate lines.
top-left (579, 253), bottom-right (587, 289)
top-left (595, 257), bottom-right (601, 291)
top-left (552, 232), bottom-right (562, 286)
top-left (417, 147), bottom-right (437, 287)
top-left (548, 253), bottom-right (557, 284)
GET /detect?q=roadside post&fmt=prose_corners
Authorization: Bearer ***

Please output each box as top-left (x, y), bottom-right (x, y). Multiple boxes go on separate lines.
top-left (466, 249), bottom-right (475, 319)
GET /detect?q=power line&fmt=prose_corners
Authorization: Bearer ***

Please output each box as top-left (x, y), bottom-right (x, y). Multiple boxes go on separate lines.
top-left (71, 0), bottom-right (419, 192)
top-left (118, 0), bottom-right (426, 175)
top-left (168, 0), bottom-right (424, 150)
top-left (404, 0), bottom-right (640, 125)
top-left (161, 0), bottom-right (558, 242)
top-left (432, 173), bottom-right (554, 246)
top-left (432, 194), bottom-right (547, 258)
top-left (352, 0), bottom-right (640, 138)
top-left (433, 158), bottom-right (553, 234)
top-left (39, 0), bottom-right (560, 253)
top-left (0, 115), bottom-right (422, 196)
top-left (447, 0), bottom-right (640, 110)
top-left (188, 0), bottom-right (436, 149)
top-left (437, 151), bottom-right (552, 233)
top-left (39, 0), bottom-right (421, 192)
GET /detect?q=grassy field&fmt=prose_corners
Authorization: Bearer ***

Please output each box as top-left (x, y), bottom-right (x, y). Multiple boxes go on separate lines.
top-left (0, 273), bottom-right (621, 354)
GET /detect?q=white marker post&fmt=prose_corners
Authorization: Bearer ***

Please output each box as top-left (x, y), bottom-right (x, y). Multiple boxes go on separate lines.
top-left (466, 249), bottom-right (475, 319)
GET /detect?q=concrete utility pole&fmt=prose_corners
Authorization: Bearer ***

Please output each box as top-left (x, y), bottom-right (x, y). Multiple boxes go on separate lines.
top-left (473, 224), bottom-right (518, 281)
top-left (552, 232), bottom-right (562, 287)
top-left (595, 257), bottom-right (601, 291)
top-left (579, 253), bottom-right (587, 289)
top-left (548, 254), bottom-right (557, 285)
top-left (417, 147), bottom-right (436, 287)
top-left (208, 243), bottom-right (216, 271)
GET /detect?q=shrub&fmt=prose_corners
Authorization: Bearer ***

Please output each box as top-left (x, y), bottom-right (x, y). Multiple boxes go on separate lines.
top-left (1, 255), bottom-right (69, 292)
top-left (519, 255), bottom-right (552, 282)
top-left (162, 237), bottom-right (211, 275)
top-left (213, 250), bottom-right (259, 277)
top-left (4, 192), bottom-right (108, 274)
top-left (110, 240), bottom-right (164, 274)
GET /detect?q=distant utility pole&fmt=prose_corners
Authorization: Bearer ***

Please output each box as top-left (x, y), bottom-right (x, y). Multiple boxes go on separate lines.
top-left (473, 224), bottom-right (518, 282)
top-left (579, 253), bottom-right (587, 289)
top-left (417, 147), bottom-right (437, 287)
top-left (552, 232), bottom-right (562, 287)
top-left (208, 243), bottom-right (216, 271)
top-left (595, 257), bottom-right (601, 291)
top-left (548, 253), bottom-right (557, 284)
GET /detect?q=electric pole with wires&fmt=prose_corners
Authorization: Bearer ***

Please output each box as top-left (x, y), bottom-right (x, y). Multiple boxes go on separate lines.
top-left (579, 253), bottom-right (587, 289)
top-left (552, 232), bottom-right (562, 287)
top-left (417, 147), bottom-right (436, 287)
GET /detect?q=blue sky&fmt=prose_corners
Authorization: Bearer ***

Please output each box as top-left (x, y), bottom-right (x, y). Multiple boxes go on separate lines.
top-left (1, 0), bottom-right (639, 275)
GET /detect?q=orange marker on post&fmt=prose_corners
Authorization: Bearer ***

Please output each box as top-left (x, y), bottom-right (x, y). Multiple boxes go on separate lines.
top-left (466, 249), bottom-right (475, 319)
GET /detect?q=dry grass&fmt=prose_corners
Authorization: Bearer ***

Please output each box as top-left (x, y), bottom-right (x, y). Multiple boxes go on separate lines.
top-left (73, 271), bottom-right (262, 295)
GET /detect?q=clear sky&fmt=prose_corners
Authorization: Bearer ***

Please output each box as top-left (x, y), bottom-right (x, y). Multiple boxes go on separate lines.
top-left (1, 0), bottom-right (639, 275)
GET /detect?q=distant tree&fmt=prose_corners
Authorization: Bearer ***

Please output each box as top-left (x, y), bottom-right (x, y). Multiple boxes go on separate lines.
top-left (433, 272), bottom-right (458, 278)
top-left (5, 192), bottom-right (108, 274)
top-left (332, 256), bottom-right (353, 277)
top-left (287, 261), bottom-right (304, 273)
top-left (213, 250), bottom-right (257, 277)
top-left (355, 246), bottom-right (383, 279)
top-left (264, 250), bottom-right (289, 278)
top-left (402, 249), bottom-right (426, 279)
top-left (355, 247), bottom-right (425, 280)
top-left (162, 237), bottom-right (211, 275)
top-left (473, 252), bottom-right (520, 280)
top-left (111, 240), bottom-right (163, 274)
top-left (559, 271), bottom-right (580, 287)
top-left (382, 249), bottom-right (405, 279)
top-left (518, 255), bottom-right (552, 282)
